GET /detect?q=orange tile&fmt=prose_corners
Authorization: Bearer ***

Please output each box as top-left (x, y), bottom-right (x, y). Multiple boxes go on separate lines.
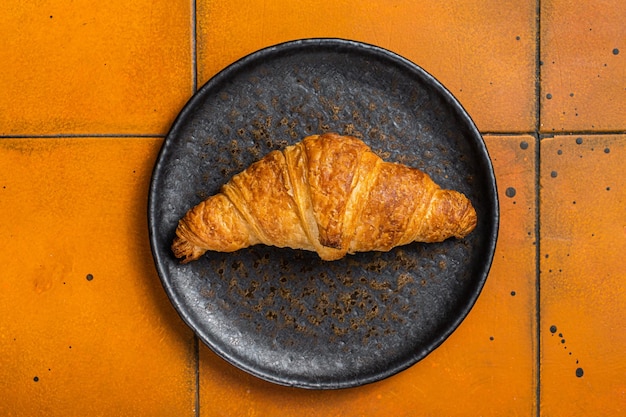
top-left (0, 0), bottom-right (193, 136)
top-left (198, 135), bottom-right (537, 416)
top-left (197, 0), bottom-right (537, 133)
top-left (540, 135), bottom-right (626, 415)
top-left (0, 138), bottom-right (196, 416)
top-left (540, 0), bottom-right (626, 132)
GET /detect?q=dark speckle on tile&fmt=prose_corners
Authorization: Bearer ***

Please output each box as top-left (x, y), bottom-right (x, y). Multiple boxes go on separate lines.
top-left (505, 187), bottom-right (516, 198)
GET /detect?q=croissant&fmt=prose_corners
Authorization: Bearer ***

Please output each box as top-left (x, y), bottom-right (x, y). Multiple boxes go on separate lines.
top-left (172, 133), bottom-right (477, 263)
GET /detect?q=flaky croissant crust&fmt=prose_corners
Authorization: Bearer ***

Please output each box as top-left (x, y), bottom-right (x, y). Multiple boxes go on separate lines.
top-left (172, 133), bottom-right (477, 262)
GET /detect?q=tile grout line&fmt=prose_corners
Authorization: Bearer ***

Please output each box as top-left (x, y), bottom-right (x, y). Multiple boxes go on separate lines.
top-left (190, 0), bottom-right (200, 415)
top-left (534, 132), bottom-right (542, 417)
top-left (538, 129), bottom-right (626, 137)
top-left (534, 0), bottom-right (542, 416)
top-left (191, 0), bottom-right (198, 93)
top-left (193, 335), bottom-right (200, 417)
top-left (0, 134), bottom-right (164, 139)
top-left (3, 130), bottom-right (625, 141)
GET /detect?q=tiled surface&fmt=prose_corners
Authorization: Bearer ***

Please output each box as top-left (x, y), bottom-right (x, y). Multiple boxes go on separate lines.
top-left (540, 0), bottom-right (626, 132)
top-left (198, 0), bottom-right (537, 133)
top-left (0, 139), bottom-right (197, 416)
top-left (0, 0), bottom-right (193, 136)
top-left (1, 0), bottom-right (625, 415)
top-left (198, 135), bottom-right (537, 417)
top-left (540, 135), bottom-right (626, 415)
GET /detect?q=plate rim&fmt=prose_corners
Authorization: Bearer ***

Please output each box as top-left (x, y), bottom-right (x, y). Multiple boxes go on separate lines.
top-left (148, 37), bottom-right (500, 389)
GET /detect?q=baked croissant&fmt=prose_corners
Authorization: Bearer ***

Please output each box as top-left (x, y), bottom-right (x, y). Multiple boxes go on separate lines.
top-left (172, 133), bottom-right (477, 263)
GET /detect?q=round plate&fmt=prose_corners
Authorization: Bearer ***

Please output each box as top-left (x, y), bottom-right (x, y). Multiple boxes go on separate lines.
top-left (148, 38), bottom-right (498, 389)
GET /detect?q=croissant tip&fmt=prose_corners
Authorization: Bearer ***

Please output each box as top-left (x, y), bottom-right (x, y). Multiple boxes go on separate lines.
top-left (171, 234), bottom-right (205, 264)
top-left (457, 200), bottom-right (478, 239)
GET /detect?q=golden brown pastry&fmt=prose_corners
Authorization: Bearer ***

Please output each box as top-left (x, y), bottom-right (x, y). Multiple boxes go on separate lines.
top-left (172, 133), bottom-right (477, 262)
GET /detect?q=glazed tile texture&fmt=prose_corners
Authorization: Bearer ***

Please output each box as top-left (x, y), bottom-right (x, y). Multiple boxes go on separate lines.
top-left (0, 0), bottom-right (624, 416)
top-left (540, 0), bottom-right (626, 132)
top-left (540, 135), bottom-right (626, 416)
top-left (0, 0), bottom-right (193, 135)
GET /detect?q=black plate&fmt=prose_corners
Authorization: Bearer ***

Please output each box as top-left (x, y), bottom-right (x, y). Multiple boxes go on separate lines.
top-left (148, 38), bottom-right (498, 389)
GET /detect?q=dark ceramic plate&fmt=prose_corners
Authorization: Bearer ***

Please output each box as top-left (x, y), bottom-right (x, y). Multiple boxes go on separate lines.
top-left (148, 39), bottom-right (498, 389)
